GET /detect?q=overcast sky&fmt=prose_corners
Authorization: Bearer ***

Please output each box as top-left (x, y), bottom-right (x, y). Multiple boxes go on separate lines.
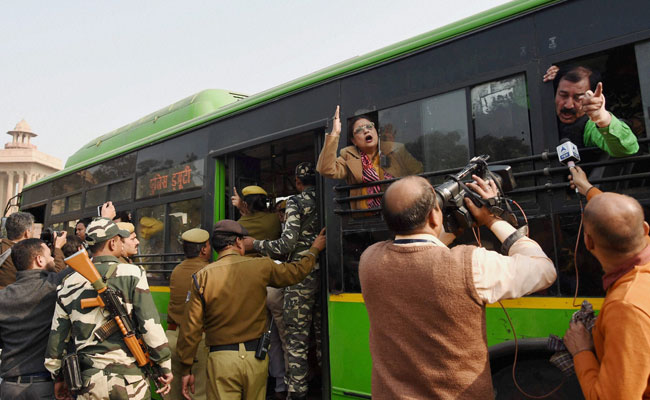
top-left (1, 0), bottom-right (508, 164)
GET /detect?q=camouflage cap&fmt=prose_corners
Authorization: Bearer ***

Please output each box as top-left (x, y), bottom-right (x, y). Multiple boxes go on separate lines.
top-left (295, 162), bottom-right (315, 179)
top-left (181, 228), bottom-right (210, 243)
top-left (86, 217), bottom-right (131, 245)
top-left (242, 185), bottom-right (268, 196)
top-left (213, 220), bottom-right (248, 237)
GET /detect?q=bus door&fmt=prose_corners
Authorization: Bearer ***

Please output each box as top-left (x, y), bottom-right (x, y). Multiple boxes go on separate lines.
top-left (217, 127), bottom-right (327, 399)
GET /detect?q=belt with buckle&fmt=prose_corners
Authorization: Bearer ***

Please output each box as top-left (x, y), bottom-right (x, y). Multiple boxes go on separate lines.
top-left (210, 338), bottom-right (259, 352)
top-left (4, 373), bottom-right (53, 383)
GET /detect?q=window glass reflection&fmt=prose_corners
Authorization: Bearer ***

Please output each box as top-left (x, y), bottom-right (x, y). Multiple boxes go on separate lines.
top-left (135, 204), bottom-right (165, 267)
top-left (85, 186), bottom-right (107, 208)
top-left (67, 194), bottom-right (82, 212)
top-left (110, 180), bottom-right (133, 203)
top-left (51, 199), bottom-right (65, 215)
top-left (471, 74), bottom-right (532, 161)
top-left (167, 198), bottom-right (203, 256)
top-left (421, 90), bottom-right (470, 177)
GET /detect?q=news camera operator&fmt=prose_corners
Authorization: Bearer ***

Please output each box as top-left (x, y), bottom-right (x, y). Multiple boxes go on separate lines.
top-left (358, 175), bottom-right (557, 399)
top-left (0, 212), bottom-right (66, 289)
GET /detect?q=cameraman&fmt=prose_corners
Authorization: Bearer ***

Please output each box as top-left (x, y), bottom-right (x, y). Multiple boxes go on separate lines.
top-left (358, 176), bottom-right (556, 399)
top-left (0, 212), bottom-right (66, 289)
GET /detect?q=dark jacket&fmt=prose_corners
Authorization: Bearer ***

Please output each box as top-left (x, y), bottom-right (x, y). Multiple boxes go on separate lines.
top-left (0, 268), bottom-right (72, 378)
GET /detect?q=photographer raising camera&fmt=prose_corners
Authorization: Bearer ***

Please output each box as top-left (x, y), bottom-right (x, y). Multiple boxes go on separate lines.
top-left (358, 175), bottom-right (556, 400)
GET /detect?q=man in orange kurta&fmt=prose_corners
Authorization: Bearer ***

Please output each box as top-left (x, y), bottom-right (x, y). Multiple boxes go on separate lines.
top-left (564, 191), bottom-right (650, 399)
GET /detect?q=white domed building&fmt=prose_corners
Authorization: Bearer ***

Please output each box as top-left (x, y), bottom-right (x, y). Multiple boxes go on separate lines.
top-left (0, 120), bottom-right (62, 214)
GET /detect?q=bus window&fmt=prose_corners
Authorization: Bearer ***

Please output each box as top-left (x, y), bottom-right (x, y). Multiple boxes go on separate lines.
top-left (109, 179), bottom-right (133, 203)
top-left (548, 43), bottom-right (648, 194)
top-left (51, 198), bottom-right (65, 215)
top-left (67, 194), bottom-right (82, 212)
top-left (85, 153), bottom-right (136, 184)
top-left (85, 186), bottom-right (107, 208)
top-left (341, 230), bottom-right (392, 293)
top-left (420, 89), bottom-right (470, 178)
top-left (52, 172), bottom-right (83, 197)
top-left (471, 74), bottom-right (531, 161)
top-left (635, 39), bottom-right (650, 140)
top-left (378, 89), bottom-right (470, 181)
top-left (167, 198), bottom-right (202, 255)
top-left (136, 204), bottom-right (165, 264)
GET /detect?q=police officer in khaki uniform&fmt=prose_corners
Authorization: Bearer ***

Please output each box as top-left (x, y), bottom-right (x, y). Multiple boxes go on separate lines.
top-left (176, 220), bottom-right (326, 400)
top-left (232, 185), bottom-right (287, 398)
top-left (232, 185), bottom-right (282, 242)
top-left (167, 228), bottom-right (211, 400)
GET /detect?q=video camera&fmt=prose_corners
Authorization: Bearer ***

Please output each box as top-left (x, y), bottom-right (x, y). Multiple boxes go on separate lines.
top-left (40, 227), bottom-right (64, 248)
top-left (435, 155), bottom-right (517, 233)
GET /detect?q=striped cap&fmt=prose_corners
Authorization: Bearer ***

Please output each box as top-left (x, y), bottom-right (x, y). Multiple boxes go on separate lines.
top-left (86, 217), bottom-right (131, 245)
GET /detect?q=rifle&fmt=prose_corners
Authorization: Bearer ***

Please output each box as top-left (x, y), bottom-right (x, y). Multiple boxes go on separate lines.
top-left (64, 248), bottom-right (165, 390)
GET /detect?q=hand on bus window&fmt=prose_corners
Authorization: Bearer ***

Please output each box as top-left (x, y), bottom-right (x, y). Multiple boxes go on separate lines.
top-left (568, 166), bottom-right (592, 196)
top-left (543, 65), bottom-right (559, 82)
top-left (54, 231), bottom-right (67, 249)
top-left (464, 175), bottom-right (500, 228)
top-left (311, 228), bottom-right (326, 252)
top-left (582, 82), bottom-right (612, 127)
top-left (100, 201), bottom-right (116, 219)
top-left (329, 105), bottom-right (341, 137)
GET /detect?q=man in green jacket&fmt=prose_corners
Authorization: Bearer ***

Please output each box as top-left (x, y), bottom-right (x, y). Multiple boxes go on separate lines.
top-left (546, 65), bottom-right (639, 157)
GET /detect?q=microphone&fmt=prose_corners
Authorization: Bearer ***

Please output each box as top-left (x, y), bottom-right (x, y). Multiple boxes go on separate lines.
top-left (557, 138), bottom-right (581, 193)
top-left (556, 138), bottom-right (580, 167)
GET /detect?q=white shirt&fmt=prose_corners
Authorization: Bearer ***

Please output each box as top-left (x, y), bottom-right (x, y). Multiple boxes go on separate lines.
top-left (394, 221), bottom-right (556, 304)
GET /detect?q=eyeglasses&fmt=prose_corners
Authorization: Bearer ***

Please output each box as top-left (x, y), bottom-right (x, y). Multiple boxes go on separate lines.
top-left (353, 122), bottom-right (375, 136)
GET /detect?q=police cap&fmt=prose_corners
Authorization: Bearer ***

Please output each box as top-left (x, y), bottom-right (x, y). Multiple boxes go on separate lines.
top-left (242, 185), bottom-right (268, 196)
top-left (213, 220), bottom-right (249, 237)
top-left (182, 228), bottom-right (210, 243)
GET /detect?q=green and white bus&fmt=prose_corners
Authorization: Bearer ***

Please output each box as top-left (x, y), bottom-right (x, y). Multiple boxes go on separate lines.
top-left (17, 0), bottom-right (650, 398)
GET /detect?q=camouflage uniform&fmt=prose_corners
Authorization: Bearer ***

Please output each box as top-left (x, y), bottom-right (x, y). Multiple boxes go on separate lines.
top-left (253, 162), bottom-right (320, 399)
top-left (45, 218), bottom-right (171, 400)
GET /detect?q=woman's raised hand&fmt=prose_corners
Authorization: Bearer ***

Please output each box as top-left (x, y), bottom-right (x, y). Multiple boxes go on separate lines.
top-left (330, 105), bottom-right (341, 137)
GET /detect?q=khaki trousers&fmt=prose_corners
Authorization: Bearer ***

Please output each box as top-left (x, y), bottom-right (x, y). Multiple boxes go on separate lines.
top-left (167, 329), bottom-right (208, 400)
top-left (206, 344), bottom-right (269, 400)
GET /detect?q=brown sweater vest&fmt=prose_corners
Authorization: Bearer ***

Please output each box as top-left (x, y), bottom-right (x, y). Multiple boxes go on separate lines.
top-left (359, 241), bottom-right (493, 399)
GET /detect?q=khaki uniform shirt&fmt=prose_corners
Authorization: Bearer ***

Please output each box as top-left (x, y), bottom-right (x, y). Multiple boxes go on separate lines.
top-left (175, 247), bottom-right (320, 375)
top-left (167, 257), bottom-right (209, 326)
top-left (0, 238), bottom-right (66, 289)
top-left (238, 211), bottom-right (282, 241)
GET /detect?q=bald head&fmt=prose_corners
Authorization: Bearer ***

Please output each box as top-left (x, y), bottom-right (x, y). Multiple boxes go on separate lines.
top-left (382, 176), bottom-right (437, 234)
top-left (584, 193), bottom-right (647, 255)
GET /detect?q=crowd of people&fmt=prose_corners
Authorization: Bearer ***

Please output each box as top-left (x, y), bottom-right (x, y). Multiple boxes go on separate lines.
top-left (0, 63), bottom-right (648, 400)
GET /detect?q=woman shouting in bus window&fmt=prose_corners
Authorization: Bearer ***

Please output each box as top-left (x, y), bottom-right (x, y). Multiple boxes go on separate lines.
top-left (316, 106), bottom-right (422, 210)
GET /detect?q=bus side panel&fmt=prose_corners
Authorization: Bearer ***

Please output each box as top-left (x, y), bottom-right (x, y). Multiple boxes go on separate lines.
top-left (485, 307), bottom-right (576, 346)
top-left (329, 297), bottom-right (601, 398)
top-left (328, 300), bottom-right (372, 400)
top-left (150, 286), bottom-right (171, 330)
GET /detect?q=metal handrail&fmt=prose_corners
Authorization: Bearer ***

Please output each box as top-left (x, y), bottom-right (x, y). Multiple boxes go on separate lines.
top-left (332, 137), bottom-right (650, 192)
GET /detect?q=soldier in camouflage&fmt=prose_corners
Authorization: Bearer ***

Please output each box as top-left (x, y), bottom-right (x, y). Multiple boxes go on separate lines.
top-left (245, 162), bottom-right (320, 400)
top-left (45, 217), bottom-right (172, 399)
